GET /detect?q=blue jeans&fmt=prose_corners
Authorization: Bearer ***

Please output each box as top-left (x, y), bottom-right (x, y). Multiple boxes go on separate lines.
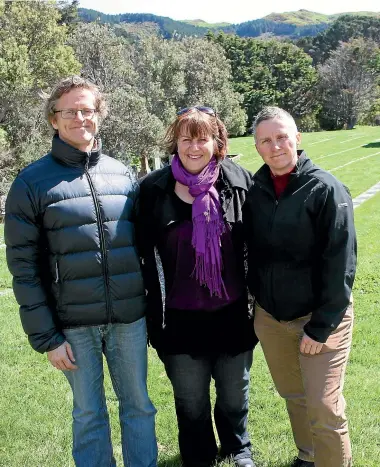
top-left (63, 318), bottom-right (157, 467)
top-left (159, 351), bottom-right (253, 467)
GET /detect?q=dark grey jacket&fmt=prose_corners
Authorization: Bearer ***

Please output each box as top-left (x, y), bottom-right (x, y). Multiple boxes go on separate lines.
top-left (5, 136), bottom-right (146, 353)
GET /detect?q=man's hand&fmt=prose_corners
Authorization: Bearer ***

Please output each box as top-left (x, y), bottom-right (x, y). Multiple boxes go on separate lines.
top-left (47, 341), bottom-right (78, 371)
top-left (300, 333), bottom-right (323, 355)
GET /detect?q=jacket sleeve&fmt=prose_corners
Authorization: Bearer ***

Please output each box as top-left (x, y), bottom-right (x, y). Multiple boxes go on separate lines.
top-left (135, 178), bottom-right (164, 348)
top-left (5, 176), bottom-right (65, 353)
top-left (129, 180), bottom-right (140, 223)
top-left (304, 183), bottom-right (357, 343)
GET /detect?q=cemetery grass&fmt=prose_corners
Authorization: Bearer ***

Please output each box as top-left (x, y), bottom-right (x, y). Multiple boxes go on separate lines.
top-left (1, 126), bottom-right (380, 466)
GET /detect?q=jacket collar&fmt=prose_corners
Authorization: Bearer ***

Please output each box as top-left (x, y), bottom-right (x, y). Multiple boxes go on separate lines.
top-left (153, 165), bottom-right (175, 192)
top-left (219, 157), bottom-right (250, 191)
top-left (254, 150), bottom-right (311, 185)
top-left (51, 134), bottom-right (102, 168)
top-left (153, 157), bottom-right (250, 192)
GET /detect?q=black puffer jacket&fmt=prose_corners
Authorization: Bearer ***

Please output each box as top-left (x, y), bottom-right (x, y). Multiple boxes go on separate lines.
top-left (243, 151), bottom-right (357, 343)
top-left (5, 136), bottom-right (146, 353)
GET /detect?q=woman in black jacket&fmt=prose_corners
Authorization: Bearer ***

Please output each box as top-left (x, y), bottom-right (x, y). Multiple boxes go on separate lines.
top-left (243, 107), bottom-right (357, 467)
top-left (138, 107), bottom-right (257, 467)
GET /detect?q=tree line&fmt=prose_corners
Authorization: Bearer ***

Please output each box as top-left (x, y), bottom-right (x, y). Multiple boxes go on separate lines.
top-left (209, 29), bottom-right (380, 130)
top-left (0, 0), bottom-right (379, 197)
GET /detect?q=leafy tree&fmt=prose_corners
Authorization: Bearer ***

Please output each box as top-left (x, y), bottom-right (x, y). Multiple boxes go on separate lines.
top-left (318, 38), bottom-right (380, 129)
top-left (130, 35), bottom-right (186, 126)
top-left (70, 26), bottom-right (178, 170)
top-left (179, 37), bottom-right (247, 136)
top-left (0, 0), bottom-right (80, 153)
top-left (294, 35), bottom-right (316, 57)
top-left (0, 0), bottom-right (80, 196)
top-left (310, 15), bottom-right (380, 64)
top-left (209, 33), bottom-right (318, 128)
top-left (57, 0), bottom-right (79, 31)
top-left (113, 22), bottom-right (160, 41)
top-left (358, 97), bottom-right (380, 126)
top-left (70, 26), bottom-right (246, 170)
top-left (0, 127), bottom-right (12, 197)
top-left (70, 22), bottom-right (136, 91)
top-left (101, 89), bottom-right (165, 175)
top-left (129, 35), bottom-right (246, 164)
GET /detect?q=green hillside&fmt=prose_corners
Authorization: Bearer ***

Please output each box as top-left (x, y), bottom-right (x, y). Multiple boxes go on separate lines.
top-left (77, 9), bottom-right (207, 38)
top-left (330, 11), bottom-right (380, 19)
top-left (78, 8), bottom-right (380, 39)
top-left (263, 9), bottom-right (331, 26)
top-left (183, 19), bottom-right (231, 28)
top-left (263, 9), bottom-right (379, 27)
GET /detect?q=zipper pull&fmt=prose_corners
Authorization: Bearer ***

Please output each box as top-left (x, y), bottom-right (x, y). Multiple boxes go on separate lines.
top-left (85, 152), bottom-right (90, 172)
top-left (55, 261), bottom-right (59, 283)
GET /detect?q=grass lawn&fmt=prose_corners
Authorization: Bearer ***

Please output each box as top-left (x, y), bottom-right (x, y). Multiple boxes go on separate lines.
top-left (1, 127), bottom-right (380, 466)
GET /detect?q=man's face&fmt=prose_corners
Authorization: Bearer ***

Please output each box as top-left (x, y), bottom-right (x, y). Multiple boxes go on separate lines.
top-left (50, 88), bottom-right (99, 152)
top-left (255, 117), bottom-right (301, 176)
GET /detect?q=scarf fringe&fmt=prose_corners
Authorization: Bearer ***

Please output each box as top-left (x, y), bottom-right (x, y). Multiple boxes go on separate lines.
top-left (191, 216), bottom-right (228, 298)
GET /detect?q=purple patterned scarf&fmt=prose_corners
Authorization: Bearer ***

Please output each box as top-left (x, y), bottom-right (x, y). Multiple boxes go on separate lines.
top-left (171, 154), bottom-right (227, 298)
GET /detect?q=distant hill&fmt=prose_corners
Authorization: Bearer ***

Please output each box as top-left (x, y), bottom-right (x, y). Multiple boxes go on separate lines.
top-left (263, 9), bottom-right (380, 26)
top-left (182, 19), bottom-right (231, 28)
top-left (77, 9), bottom-right (207, 38)
top-left (77, 8), bottom-right (380, 39)
top-left (263, 10), bottom-right (331, 26)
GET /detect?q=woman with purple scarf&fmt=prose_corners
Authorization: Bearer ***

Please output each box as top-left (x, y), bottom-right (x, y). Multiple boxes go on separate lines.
top-left (137, 107), bottom-right (257, 467)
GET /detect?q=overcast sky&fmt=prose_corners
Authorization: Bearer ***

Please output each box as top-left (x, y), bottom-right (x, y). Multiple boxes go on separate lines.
top-left (78, 0), bottom-right (379, 24)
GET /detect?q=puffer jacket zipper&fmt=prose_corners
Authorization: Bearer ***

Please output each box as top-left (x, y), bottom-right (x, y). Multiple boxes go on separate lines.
top-left (84, 153), bottom-right (112, 322)
top-left (55, 260), bottom-right (60, 283)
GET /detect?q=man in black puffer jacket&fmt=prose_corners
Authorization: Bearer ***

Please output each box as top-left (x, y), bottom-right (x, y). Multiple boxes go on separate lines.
top-left (5, 76), bottom-right (157, 467)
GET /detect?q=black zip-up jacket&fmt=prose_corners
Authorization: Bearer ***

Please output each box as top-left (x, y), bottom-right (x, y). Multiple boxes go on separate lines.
top-left (5, 136), bottom-right (146, 353)
top-left (136, 158), bottom-right (255, 349)
top-left (243, 151), bottom-right (357, 343)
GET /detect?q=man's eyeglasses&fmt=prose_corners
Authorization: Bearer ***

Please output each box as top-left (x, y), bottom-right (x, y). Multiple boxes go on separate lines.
top-left (53, 109), bottom-right (97, 120)
top-left (177, 106), bottom-right (216, 117)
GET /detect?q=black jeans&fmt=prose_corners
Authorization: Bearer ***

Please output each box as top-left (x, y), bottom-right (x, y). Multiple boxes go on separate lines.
top-left (159, 350), bottom-right (253, 467)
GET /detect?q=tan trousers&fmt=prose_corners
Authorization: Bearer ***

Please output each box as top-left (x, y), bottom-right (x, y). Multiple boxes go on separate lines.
top-left (254, 303), bottom-right (354, 467)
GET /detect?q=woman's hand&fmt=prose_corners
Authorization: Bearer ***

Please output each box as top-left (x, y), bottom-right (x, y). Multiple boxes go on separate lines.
top-left (300, 333), bottom-right (323, 355)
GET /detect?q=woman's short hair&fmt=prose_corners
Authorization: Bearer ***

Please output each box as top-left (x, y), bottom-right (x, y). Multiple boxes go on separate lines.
top-left (44, 76), bottom-right (108, 129)
top-left (252, 106), bottom-right (297, 141)
top-left (164, 107), bottom-right (228, 159)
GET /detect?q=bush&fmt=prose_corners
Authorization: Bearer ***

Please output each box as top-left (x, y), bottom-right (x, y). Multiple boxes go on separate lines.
top-left (357, 98), bottom-right (380, 126)
top-left (318, 111), bottom-right (345, 131)
top-left (295, 113), bottom-right (321, 132)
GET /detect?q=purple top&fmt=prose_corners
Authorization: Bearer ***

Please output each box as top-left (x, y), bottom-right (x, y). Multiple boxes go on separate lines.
top-left (157, 193), bottom-right (244, 311)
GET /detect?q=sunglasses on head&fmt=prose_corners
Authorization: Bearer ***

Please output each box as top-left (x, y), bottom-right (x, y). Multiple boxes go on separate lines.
top-left (177, 106), bottom-right (216, 117)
